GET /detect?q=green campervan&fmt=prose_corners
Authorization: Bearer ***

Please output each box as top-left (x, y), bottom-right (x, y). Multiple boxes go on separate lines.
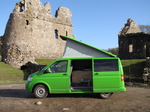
top-left (26, 35), bottom-right (126, 99)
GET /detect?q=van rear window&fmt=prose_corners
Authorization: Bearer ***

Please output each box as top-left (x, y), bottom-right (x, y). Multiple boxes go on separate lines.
top-left (94, 59), bottom-right (118, 72)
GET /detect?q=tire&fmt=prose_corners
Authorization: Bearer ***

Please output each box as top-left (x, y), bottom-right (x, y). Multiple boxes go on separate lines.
top-left (99, 92), bottom-right (113, 99)
top-left (33, 84), bottom-right (48, 98)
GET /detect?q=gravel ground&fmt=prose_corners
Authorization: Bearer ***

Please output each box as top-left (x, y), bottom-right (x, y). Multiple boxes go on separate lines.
top-left (0, 84), bottom-right (150, 112)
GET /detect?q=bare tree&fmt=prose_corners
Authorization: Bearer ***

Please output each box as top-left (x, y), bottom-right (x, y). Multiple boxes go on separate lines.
top-left (139, 25), bottom-right (150, 34)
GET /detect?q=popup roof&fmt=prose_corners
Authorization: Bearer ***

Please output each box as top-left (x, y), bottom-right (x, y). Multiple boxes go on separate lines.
top-left (60, 35), bottom-right (116, 58)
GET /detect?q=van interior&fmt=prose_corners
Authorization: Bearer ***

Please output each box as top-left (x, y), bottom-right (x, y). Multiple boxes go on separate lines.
top-left (70, 59), bottom-right (93, 91)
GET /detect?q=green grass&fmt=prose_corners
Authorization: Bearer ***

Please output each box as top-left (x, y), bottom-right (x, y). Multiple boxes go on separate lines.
top-left (0, 62), bottom-right (25, 85)
top-left (121, 59), bottom-right (145, 77)
top-left (35, 59), bottom-right (54, 65)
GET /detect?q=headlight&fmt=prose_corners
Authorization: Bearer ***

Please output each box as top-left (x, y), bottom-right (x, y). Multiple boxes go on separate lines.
top-left (27, 76), bottom-right (32, 82)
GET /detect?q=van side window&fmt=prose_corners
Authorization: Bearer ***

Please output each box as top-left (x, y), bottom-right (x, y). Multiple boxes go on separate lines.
top-left (94, 59), bottom-right (118, 72)
top-left (50, 60), bottom-right (68, 73)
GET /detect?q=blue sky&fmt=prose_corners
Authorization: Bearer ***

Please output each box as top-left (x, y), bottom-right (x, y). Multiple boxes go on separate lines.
top-left (0, 0), bottom-right (150, 50)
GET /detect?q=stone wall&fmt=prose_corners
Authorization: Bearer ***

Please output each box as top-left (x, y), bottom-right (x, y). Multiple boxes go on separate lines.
top-left (119, 19), bottom-right (150, 59)
top-left (2, 0), bottom-right (74, 68)
top-left (119, 33), bottom-right (150, 59)
top-left (119, 18), bottom-right (141, 35)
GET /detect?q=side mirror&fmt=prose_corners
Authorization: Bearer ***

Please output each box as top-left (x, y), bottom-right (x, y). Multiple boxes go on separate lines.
top-left (44, 68), bottom-right (51, 73)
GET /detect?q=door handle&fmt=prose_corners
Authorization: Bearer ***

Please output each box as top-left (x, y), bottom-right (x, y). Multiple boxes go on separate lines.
top-left (95, 73), bottom-right (99, 75)
top-left (63, 74), bottom-right (67, 75)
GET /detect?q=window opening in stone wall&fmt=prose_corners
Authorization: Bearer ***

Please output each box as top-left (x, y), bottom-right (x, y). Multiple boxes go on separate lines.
top-left (20, 5), bottom-right (25, 12)
top-left (28, 2), bottom-right (31, 5)
top-left (26, 20), bottom-right (29, 25)
top-left (145, 44), bottom-right (150, 57)
top-left (129, 44), bottom-right (133, 53)
top-left (144, 44), bottom-right (146, 49)
top-left (66, 31), bottom-right (68, 36)
top-left (54, 29), bottom-right (58, 39)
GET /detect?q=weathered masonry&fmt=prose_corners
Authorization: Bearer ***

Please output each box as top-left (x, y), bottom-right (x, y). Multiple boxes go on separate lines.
top-left (119, 19), bottom-right (150, 59)
top-left (1, 0), bottom-right (74, 68)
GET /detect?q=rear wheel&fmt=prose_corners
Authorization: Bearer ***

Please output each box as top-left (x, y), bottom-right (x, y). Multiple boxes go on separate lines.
top-left (99, 92), bottom-right (113, 99)
top-left (33, 84), bottom-right (48, 98)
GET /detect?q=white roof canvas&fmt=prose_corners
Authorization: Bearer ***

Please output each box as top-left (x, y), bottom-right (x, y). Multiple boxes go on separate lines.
top-left (60, 35), bottom-right (116, 58)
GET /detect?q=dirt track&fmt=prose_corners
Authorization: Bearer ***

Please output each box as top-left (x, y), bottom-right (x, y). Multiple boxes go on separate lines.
top-left (0, 84), bottom-right (150, 112)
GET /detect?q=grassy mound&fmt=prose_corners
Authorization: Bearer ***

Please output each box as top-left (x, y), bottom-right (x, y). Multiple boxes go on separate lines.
top-left (0, 62), bottom-right (24, 85)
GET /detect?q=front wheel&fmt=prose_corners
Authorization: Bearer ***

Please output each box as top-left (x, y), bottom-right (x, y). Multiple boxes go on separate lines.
top-left (33, 84), bottom-right (48, 98)
top-left (99, 92), bottom-right (113, 99)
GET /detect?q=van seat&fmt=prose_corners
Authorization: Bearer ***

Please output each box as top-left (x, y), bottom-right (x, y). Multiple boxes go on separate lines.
top-left (71, 71), bottom-right (92, 84)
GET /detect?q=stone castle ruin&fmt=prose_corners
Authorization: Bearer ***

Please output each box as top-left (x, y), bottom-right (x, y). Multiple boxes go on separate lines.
top-left (1, 0), bottom-right (74, 68)
top-left (119, 19), bottom-right (150, 59)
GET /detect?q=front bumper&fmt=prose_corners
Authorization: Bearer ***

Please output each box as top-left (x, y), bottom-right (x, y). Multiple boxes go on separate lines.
top-left (25, 81), bottom-right (33, 93)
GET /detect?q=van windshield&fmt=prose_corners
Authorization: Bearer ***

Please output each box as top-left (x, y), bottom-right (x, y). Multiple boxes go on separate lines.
top-left (50, 60), bottom-right (68, 73)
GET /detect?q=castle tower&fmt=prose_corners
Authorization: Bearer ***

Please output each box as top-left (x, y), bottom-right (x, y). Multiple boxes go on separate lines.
top-left (2, 0), bottom-right (74, 68)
